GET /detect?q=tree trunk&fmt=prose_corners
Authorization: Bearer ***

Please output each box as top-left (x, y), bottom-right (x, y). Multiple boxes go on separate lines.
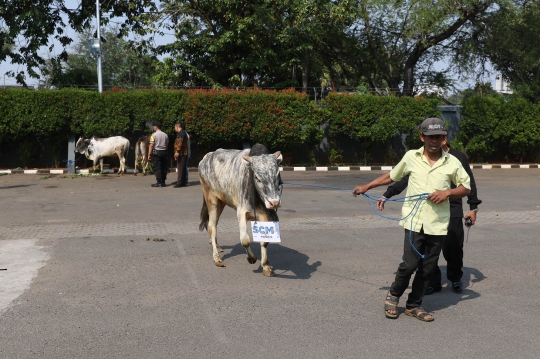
top-left (302, 53), bottom-right (308, 92)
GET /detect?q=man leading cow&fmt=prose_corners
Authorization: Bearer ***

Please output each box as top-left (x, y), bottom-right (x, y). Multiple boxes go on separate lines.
top-left (353, 118), bottom-right (471, 322)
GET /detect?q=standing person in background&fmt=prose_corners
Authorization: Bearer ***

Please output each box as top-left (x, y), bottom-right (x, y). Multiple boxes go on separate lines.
top-left (183, 129), bottom-right (191, 186)
top-left (380, 140), bottom-right (482, 294)
top-left (148, 121), bottom-right (169, 188)
top-left (173, 122), bottom-right (189, 188)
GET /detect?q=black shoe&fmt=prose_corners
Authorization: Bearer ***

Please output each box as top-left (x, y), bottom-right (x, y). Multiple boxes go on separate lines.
top-left (425, 285), bottom-right (442, 295)
top-left (452, 281), bottom-right (463, 292)
top-left (151, 182), bottom-right (165, 187)
top-left (173, 184), bottom-right (182, 188)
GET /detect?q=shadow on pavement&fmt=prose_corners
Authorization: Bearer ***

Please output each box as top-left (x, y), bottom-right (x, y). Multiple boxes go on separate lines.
top-left (0, 184), bottom-right (35, 190)
top-left (220, 242), bottom-right (321, 279)
top-left (379, 266), bottom-right (486, 312)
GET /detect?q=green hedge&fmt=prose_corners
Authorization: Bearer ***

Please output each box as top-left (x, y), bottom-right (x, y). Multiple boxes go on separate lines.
top-left (324, 93), bottom-right (441, 164)
top-left (458, 96), bottom-right (540, 162)
top-left (325, 94), bottom-right (441, 141)
top-left (0, 88), bottom-right (475, 167)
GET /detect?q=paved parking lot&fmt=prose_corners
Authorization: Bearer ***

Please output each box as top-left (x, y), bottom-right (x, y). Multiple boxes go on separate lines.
top-left (0, 168), bottom-right (539, 358)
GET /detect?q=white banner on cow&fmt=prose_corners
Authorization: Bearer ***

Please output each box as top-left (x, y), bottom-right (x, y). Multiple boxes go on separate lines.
top-left (250, 221), bottom-right (281, 242)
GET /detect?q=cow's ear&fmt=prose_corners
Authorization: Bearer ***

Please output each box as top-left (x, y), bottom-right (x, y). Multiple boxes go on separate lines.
top-left (273, 151), bottom-right (282, 164)
top-left (242, 155), bottom-right (253, 164)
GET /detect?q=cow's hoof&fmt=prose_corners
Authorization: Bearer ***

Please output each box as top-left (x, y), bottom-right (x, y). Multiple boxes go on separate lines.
top-left (214, 260), bottom-right (226, 267)
top-left (262, 267), bottom-right (275, 277)
top-left (133, 173), bottom-right (138, 176)
top-left (247, 256), bottom-right (257, 264)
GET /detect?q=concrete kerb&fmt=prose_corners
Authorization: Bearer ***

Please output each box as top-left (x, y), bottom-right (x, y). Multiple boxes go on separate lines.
top-left (1, 164), bottom-right (539, 175)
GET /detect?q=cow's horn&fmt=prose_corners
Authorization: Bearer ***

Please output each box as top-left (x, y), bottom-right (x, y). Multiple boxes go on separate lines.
top-left (273, 151), bottom-right (281, 158)
top-left (242, 155), bottom-right (253, 163)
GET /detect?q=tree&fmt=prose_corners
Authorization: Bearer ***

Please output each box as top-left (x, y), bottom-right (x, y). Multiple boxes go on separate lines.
top-left (149, 0), bottom-right (357, 90)
top-left (342, 0), bottom-right (498, 96)
top-left (457, 1), bottom-right (540, 102)
top-left (0, 0), bottom-right (157, 85)
top-left (40, 26), bottom-right (157, 89)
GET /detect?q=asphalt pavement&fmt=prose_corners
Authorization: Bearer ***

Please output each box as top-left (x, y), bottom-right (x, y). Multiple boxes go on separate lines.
top-left (0, 169), bottom-right (539, 358)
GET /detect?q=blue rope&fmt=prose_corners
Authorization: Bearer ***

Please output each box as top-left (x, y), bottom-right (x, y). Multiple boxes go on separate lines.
top-left (283, 181), bottom-right (429, 258)
top-left (62, 155), bottom-right (83, 168)
top-left (362, 192), bottom-right (429, 258)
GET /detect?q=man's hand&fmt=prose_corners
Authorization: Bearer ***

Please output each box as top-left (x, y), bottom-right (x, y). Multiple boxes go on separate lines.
top-left (148, 155), bottom-right (152, 161)
top-left (427, 190), bottom-right (450, 204)
top-left (353, 185), bottom-right (370, 197)
top-left (174, 152), bottom-right (179, 160)
top-left (376, 196), bottom-right (386, 211)
top-left (464, 210), bottom-right (477, 225)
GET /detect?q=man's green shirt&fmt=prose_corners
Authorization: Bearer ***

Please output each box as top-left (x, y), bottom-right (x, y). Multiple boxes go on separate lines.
top-left (389, 147), bottom-right (471, 235)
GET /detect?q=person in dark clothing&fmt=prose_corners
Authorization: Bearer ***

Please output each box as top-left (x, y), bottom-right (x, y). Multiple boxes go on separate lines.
top-left (148, 121), bottom-right (169, 187)
top-left (380, 141), bottom-right (482, 294)
top-left (173, 122), bottom-right (189, 188)
top-left (183, 130), bottom-right (191, 185)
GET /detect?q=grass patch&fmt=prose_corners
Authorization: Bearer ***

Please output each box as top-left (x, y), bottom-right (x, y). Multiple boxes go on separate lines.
top-left (60, 173), bottom-right (103, 179)
top-left (38, 175), bottom-right (55, 180)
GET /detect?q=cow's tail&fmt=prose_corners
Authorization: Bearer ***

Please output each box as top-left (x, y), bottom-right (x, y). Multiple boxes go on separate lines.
top-left (199, 198), bottom-right (209, 232)
top-left (124, 139), bottom-right (130, 163)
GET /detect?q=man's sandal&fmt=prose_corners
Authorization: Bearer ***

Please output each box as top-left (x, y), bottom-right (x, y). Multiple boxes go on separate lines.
top-left (384, 291), bottom-right (399, 319)
top-left (404, 307), bottom-right (434, 322)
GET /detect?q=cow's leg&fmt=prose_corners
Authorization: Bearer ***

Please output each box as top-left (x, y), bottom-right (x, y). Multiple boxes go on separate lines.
top-left (260, 242), bottom-right (274, 277)
top-left (255, 211), bottom-right (275, 277)
top-left (238, 209), bottom-right (257, 264)
top-left (99, 158), bottom-right (104, 173)
top-left (117, 152), bottom-right (125, 175)
top-left (207, 196), bottom-right (226, 266)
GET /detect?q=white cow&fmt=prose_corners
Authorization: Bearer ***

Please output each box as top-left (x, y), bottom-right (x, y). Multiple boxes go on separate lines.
top-left (75, 136), bottom-right (130, 174)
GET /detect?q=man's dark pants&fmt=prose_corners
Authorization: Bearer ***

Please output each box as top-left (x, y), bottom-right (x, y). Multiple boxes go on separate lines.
top-left (430, 216), bottom-right (465, 286)
top-left (176, 156), bottom-right (187, 185)
top-left (389, 228), bottom-right (445, 309)
top-left (152, 150), bottom-right (168, 183)
top-left (184, 157), bottom-right (190, 183)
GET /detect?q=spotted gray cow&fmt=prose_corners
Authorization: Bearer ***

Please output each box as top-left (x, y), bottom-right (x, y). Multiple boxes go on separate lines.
top-left (198, 146), bottom-right (282, 276)
top-left (75, 136), bottom-right (130, 174)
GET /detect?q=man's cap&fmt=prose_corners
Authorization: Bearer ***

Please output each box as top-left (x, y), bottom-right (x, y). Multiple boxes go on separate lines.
top-left (420, 117), bottom-right (447, 135)
top-left (152, 121), bottom-right (162, 128)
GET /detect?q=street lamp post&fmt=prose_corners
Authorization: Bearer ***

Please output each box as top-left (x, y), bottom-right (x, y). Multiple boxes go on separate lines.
top-left (87, 0), bottom-right (103, 93)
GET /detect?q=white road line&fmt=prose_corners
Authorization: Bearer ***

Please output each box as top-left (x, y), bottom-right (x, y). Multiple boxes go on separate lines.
top-left (0, 239), bottom-right (49, 314)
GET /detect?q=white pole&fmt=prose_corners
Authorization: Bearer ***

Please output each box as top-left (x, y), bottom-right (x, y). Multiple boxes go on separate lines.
top-left (96, 0), bottom-right (103, 93)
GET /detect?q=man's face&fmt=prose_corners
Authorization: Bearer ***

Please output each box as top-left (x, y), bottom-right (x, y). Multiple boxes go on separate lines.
top-left (174, 125), bottom-right (180, 132)
top-left (420, 134), bottom-right (446, 154)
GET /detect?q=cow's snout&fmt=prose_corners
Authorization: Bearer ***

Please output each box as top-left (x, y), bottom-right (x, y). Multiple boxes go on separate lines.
top-left (266, 199), bottom-right (281, 209)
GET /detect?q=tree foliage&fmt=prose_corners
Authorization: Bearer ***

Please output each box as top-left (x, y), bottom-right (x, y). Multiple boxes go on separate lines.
top-left (2, 0), bottom-right (539, 100)
top-left (458, 1), bottom-right (540, 101)
top-left (0, 0), bottom-right (157, 85)
top-left (40, 26), bottom-right (157, 89)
